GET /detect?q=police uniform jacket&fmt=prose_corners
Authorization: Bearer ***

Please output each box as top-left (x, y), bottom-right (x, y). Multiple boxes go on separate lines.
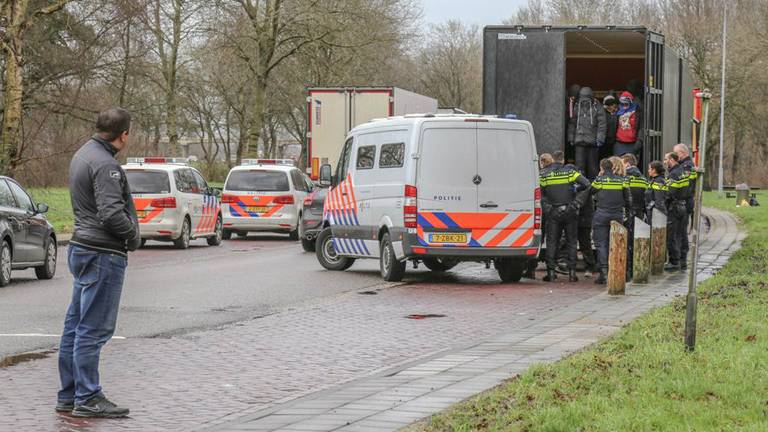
top-left (678, 156), bottom-right (697, 210)
top-left (666, 163), bottom-right (691, 202)
top-left (645, 175), bottom-right (668, 216)
top-left (539, 162), bottom-right (591, 208)
top-left (625, 165), bottom-right (647, 215)
top-left (590, 172), bottom-right (633, 217)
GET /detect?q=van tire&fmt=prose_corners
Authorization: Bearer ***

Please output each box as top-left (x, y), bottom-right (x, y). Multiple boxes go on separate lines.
top-left (495, 258), bottom-right (525, 283)
top-left (222, 229), bottom-right (232, 240)
top-left (301, 237), bottom-right (316, 253)
top-left (380, 233), bottom-right (405, 282)
top-left (0, 240), bottom-right (11, 287)
top-left (35, 237), bottom-right (57, 280)
top-left (289, 226), bottom-right (299, 241)
top-left (422, 258), bottom-right (459, 272)
top-left (316, 228), bottom-right (354, 271)
top-left (207, 216), bottom-right (223, 246)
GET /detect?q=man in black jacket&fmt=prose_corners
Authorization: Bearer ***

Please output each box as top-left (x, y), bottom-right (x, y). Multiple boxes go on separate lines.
top-left (645, 160), bottom-right (668, 225)
top-left (621, 153), bottom-right (647, 281)
top-left (57, 108), bottom-right (140, 418)
top-left (664, 152), bottom-right (691, 272)
top-left (540, 151), bottom-right (591, 282)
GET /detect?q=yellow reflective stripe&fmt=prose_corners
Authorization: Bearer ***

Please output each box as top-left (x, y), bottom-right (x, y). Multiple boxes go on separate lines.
top-left (542, 177), bottom-right (574, 185)
top-left (629, 180), bottom-right (648, 188)
top-left (569, 171), bottom-right (582, 182)
top-left (668, 179), bottom-right (690, 189)
top-left (599, 184), bottom-right (625, 190)
top-left (651, 183), bottom-right (668, 191)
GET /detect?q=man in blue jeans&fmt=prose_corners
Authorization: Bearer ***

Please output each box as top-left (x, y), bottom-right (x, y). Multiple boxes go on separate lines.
top-left (57, 108), bottom-right (141, 417)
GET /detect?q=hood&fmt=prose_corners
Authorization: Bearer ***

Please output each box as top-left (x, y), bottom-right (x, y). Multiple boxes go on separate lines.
top-left (568, 84), bottom-right (581, 98)
top-left (619, 91), bottom-right (634, 105)
top-left (578, 87), bottom-right (594, 99)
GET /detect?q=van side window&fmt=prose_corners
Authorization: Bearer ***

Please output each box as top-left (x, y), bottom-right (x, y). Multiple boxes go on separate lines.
top-left (291, 170), bottom-right (307, 192)
top-left (356, 145), bottom-right (375, 170)
top-left (379, 143), bottom-right (405, 168)
top-left (336, 138), bottom-right (354, 181)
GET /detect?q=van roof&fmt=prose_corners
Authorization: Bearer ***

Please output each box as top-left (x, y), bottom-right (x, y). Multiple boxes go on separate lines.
top-left (352, 114), bottom-right (532, 133)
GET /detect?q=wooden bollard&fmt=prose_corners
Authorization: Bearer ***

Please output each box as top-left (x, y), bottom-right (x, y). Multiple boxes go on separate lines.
top-left (633, 217), bottom-right (651, 284)
top-left (650, 209), bottom-right (667, 275)
top-left (608, 221), bottom-right (627, 295)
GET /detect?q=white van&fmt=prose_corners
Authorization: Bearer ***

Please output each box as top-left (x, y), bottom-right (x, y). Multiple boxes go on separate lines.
top-left (315, 115), bottom-right (541, 282)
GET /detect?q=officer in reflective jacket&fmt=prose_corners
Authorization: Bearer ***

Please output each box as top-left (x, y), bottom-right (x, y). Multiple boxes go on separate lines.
top-left (664, 152), bottom-right (691, 271)
top-left (674, 143), bottom-right (696, 263)
top-left (621, 153), bottom-right (647, 281)
top-left (590, 157), bottom-right (633, 284)
top-left (645, 160), bottom-right (668, 225)
top-left (539, 151), bottom-right (591, 282)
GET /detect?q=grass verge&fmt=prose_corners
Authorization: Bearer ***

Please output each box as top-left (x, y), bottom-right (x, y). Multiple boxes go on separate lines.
top-left (28, 187), bottom-right (72, 234)
top-left (413, 192), bottom-right (768, 431)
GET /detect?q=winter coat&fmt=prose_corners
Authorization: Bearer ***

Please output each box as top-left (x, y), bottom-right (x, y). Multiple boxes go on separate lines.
top-left (568, 96), bottom-right (607, 147)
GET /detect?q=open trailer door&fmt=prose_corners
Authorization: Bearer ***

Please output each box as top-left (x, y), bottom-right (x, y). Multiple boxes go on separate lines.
top-left (644, 31), bottom-right (665, 164)
top-left (483, 28), bottom-right (565, 154)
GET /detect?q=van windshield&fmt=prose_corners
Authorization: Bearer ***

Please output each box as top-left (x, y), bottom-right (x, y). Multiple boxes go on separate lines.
top-left (226, 170), bottom-right (289, 192)
top-left (126, 171), bottom-right (171, 194)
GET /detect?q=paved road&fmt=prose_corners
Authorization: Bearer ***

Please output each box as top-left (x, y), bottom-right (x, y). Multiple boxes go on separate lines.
top-left (0, 234), bottom-right (399, 360)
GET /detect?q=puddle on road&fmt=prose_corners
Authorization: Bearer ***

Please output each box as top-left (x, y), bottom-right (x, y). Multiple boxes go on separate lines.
top-left (405, 314), bottom-right (447, 320)
top-left (0, 349), bottom-right (56, 368)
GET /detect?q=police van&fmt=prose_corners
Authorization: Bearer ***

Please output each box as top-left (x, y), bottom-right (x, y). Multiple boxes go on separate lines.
top-left (123, 157), bottom-right (223, 249)
top-left (315, 114), bottom-right (541, 282)
top-left (221, 159), bottom-right (313, 240)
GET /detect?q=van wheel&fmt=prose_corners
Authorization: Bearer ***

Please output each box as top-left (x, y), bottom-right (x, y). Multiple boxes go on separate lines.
top-left (288, 225), bottom-right (299, 241)
top-left (222, 229), bottom-right (232, 240)
top-left (173, 217), bottom-right (191, 249)
top-left (207, 216), bottom-right (223, 246)
top-left (35, 237), bottom-right (56, 280)
top-left (422, 258), bottom-right (459, 272)
top-left (380, 233), bottom-right (405, 282)
top-left (495, 258), bottom-right (525, 283)
top-left (0, 240), bottom-right (11, 287)
top-left (316, 228), bottom-right (354, 271)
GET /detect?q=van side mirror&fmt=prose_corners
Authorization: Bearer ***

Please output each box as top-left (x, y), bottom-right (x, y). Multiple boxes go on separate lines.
top-left (319, 164), bottom-right (332, 187)
top-left (36, 203), bottom-right (49, 214)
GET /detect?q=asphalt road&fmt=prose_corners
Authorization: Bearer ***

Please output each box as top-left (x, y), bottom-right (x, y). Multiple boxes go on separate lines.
top-left (0, 234), bottom-right (413, 360)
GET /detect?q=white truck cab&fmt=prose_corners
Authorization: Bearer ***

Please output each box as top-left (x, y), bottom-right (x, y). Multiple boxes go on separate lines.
top-left (315, 114), bottom-right (542, 282)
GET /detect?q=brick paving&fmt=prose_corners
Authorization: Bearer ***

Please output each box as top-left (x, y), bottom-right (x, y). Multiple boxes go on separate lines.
top-left (0, 208), bottom-right (741, 432)
top-left (205, 207), bottom-right (743, 432)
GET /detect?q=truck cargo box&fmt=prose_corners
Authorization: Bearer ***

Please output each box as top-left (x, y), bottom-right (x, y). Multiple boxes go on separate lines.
top-left (483, 26), bottom-right (694, 165)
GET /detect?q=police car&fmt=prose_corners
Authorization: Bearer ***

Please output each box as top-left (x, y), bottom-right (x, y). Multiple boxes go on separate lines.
top-left (123, 157), bottom-right (223, 249)
top-left (316, 114), bottom-right (541, 282)
top-left (221, 159), bottom-right (313, 240)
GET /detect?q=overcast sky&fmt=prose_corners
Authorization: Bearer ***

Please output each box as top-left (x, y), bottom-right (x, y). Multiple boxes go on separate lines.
top-left (421, 0), bottom-right (528, 26)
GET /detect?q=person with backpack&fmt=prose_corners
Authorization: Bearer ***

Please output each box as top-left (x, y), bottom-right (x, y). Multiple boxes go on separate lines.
top-left (568, 87), bottom-right (607, 180)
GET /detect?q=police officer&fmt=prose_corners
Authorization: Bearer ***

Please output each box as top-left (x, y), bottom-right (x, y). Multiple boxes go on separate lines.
top-left (621, 153), bottom-right (647, 280)
top-left (645, 160), bottom-right (668, 225)
top-left (590, 157), bottom-right (633, 284)
top-left (540, 151), bottom-right (591, 282)
top-left (664, 152), bottom-right (691, 271)
top-left (674, 143), bottom-right (696, 263)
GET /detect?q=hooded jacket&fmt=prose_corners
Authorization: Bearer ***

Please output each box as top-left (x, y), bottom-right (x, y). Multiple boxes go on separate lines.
top-left (69, 137), bottom-right (141, 256)
top-left (567, 87), bottom-right (607, 147)
top-left (616, 91), bottom-right (642, 144)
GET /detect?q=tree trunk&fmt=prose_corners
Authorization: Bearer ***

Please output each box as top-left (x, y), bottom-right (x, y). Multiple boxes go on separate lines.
top-left (633, 217), bottom-right (651, 284)
top-left (607, 221), bottom-right (627, 295)
top-left (1, 0), bottom-right (30, 177)
top-left (651, 209), bottom-right (667, 276)
top-left (166, 89), bottom-right (179, 155)
top-left (247, 76), bottom-right (268, 158)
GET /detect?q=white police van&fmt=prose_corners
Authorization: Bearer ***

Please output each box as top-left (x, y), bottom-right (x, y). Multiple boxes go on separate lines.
top-left (315, 114), bottom-right (541, 282)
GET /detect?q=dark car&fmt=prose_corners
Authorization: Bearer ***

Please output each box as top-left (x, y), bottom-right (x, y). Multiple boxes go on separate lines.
top-left (299, 187), bottom-right (327, 252)
top-left (0, 177), bottom-right (57, 286)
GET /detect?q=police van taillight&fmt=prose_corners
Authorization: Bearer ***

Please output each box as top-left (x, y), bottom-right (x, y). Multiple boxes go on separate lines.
top-left (404, 185), bottom-right (417, 228)
top-left (534, 187), bottom-right (541, 230)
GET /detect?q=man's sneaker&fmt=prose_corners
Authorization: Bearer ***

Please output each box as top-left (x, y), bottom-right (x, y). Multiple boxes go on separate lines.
top-left (55, 400), bottom-right (74, 413)
top-left (595, 272), bottom-right (607, 285)
top-left (665, 262), bottom-right (681, 272)
top-left (584, 270), bottom-right (593, 278)
top-left (72, 395), bottom-right (129, 418)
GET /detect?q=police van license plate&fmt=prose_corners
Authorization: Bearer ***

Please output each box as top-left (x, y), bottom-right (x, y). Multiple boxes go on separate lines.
top-left (247, 206), bottom-right (270, 213)
top-left (136, 210), bottom-right (148, 218)
top-left (429, 233), bottom-right (468, 244)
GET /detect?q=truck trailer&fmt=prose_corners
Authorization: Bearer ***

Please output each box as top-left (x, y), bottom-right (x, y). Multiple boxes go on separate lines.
top-left (306, 86), bottom-right (438, 179)
top-left (482, 26), bottom-right (697, 164)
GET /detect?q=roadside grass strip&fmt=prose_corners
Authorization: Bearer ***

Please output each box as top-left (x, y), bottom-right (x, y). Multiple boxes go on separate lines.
top-left (29, 187), bottom-right (72, 233)
top-left (414, 193), bottom-right (768, 431)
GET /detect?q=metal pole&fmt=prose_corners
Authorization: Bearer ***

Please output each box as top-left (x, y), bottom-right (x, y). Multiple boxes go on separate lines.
top-left (718, 6), bottom-right (727, 197)
top-left (685, 90), bottom-right (712, 352)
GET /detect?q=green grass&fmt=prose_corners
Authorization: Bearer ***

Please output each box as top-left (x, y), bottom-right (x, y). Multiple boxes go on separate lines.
top-left (28, 187), bottom-right (72, 234)
top-left (414, 191), bottom-right (768, 432)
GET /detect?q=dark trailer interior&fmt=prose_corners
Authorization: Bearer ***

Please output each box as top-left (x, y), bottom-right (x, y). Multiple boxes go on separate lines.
top-left (483, 26), bottom-right (694, 165)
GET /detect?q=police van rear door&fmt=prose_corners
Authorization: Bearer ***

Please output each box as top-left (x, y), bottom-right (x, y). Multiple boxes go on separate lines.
top-left (416, 121), bottom-right (477, 247)
top-left (474, 120), bottom-right (536, 248)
